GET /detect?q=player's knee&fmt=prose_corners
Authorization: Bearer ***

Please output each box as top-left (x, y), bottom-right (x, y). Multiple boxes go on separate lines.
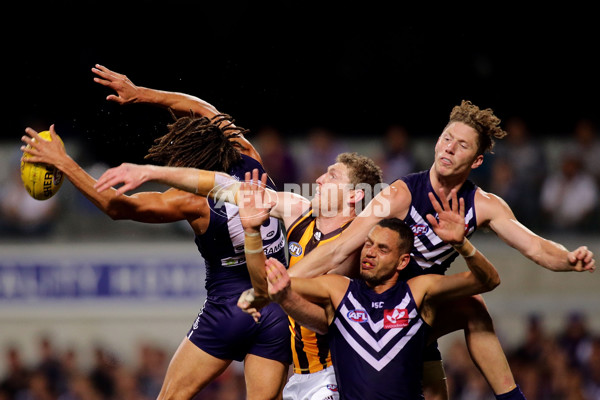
top-left (460, 295), bottom-right (495, 331)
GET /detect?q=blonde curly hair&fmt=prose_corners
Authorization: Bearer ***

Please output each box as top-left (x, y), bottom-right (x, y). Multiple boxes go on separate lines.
top-left (448, 100), bottom-right (507, 155)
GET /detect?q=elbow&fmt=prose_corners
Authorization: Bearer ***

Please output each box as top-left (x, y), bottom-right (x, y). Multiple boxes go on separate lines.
top-left (105, 206), bottom-right (127, 221)
top-left (482, 273), bottom-right (501, 293)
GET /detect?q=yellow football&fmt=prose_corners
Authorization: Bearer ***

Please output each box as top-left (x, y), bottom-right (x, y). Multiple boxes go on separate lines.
top-left (21, 130), bottom-right (64, 200)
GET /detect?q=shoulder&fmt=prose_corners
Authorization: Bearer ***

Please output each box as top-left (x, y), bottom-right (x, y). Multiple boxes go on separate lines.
top-left (407, 274), bottom-right (443, 304)
top-left (474, 187), bottom-right (515, 226)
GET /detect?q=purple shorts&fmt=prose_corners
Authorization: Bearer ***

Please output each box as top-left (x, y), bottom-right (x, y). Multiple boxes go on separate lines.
top-left (187, 296), bottom-right (291, 364)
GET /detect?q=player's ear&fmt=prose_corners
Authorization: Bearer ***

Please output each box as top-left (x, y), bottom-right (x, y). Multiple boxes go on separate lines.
top-left (471, 154), bottom-right (484, 170)
top-left (396, 253), bottom-right (411, 271)
top-left (348, 188), bottom-right (365, 205)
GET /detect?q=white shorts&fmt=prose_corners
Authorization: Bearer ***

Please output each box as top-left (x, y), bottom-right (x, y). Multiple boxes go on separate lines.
top-left (283, 365), bottom-right (339, 400)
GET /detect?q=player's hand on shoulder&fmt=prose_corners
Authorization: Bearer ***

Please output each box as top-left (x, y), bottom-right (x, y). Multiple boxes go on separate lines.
top-left (567, 246), bottom-right (596, 273)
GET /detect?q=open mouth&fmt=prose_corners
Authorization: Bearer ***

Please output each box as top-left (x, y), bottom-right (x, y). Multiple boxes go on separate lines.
top-left (361, 260), bottom-right (374, 270)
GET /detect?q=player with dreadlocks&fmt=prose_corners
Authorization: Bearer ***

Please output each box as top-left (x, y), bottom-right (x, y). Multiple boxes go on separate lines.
top-left (21, 65), bottom-right (290, 400)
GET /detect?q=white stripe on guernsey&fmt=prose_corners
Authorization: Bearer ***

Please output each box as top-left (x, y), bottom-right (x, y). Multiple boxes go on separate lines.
top-left (334, 317), bottom-right (423, 371)
top-left (415, 249), bottom-right (453, 270)
top-left (464, 207), bottom-right (474, 226)
top-left (346, 291), bottom-right (410, 333)
top-left (343, 292), bottom-right (417, 349)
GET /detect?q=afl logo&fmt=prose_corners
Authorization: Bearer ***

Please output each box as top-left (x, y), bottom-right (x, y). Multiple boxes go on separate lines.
top-left (288, 242), bottom-right (303, 257)
top-left (347, 310), bottom-right (368, 323)
top-left (411, 224), bottom-right (429, 236)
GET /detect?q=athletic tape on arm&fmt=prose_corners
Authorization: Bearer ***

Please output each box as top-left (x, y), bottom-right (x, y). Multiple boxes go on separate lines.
top-left (212, 173), bottom-right (241, 204)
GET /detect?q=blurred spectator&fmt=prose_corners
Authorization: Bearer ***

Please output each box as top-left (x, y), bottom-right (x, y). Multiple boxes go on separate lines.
top-left (0, 166), bottom-right (60, 238)
top-left (135, 344), bottom-right (167, 399)
top-left (566, 118), bottom-right (600, 185)
top-left (88, 347), bottom-right (117, 399)
top-left (488, 158), bottom-right (520, 211)
top-left (513, 314), bottom-right (548, 364)
top-left (35, 337), bottom-right (66, 396)
top-left (297, 127), bottom-right (348, 185)
top-left (15, 369), bottom-right (56, 400)
top-left (540, 151), bottom-right (599, 232)
top-left (377, 124), bottom-right (417, 183)
top-left (493, 116), bottom-right (547, 228)
top-left (253, 125), bottom-right (299, 189)
top-left (584, 338), bottom-right (600, 399)
top-left (558, 312), bottom-right (594, 369)
top-left (58, 373), bottom-right (103, 400)
top-left (0, 346), bottom-right (30, 399)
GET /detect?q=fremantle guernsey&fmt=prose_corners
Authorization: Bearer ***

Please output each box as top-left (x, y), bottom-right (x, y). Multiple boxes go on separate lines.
top-left (329, 279), bottom-right (430, 399)
top-left (400, 170), bottom-right (478, 278)
top-left (194, 154), bottom-right (287, 299)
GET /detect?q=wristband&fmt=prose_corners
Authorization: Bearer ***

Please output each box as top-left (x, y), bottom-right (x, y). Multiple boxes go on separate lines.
top-left (210, 173), bottom-right (241, 203)
top-left (244, 232), bottom-right (263, 254)
top-left (244, 247), bottom-right (264, 254)
top-left (452, 238), bottom-right (477, 258)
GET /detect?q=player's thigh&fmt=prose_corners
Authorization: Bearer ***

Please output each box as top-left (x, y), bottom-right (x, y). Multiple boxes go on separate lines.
top-left (158, 337), bottom-right (231, 400)
top-left (429, 294), bottom-right (492, 340)
top-left (244, 353), bottom-right (289, 400)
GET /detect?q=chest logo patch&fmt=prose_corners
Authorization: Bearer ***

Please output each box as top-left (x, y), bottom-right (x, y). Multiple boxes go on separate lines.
top-left (383, 308), bottom-right (409, 329)
top-left (288, 242), bottom-right (303, 257)
top-left (347, 309), bottom-right (369, 323)
top-left (411, 224), bottom-right (429, 236)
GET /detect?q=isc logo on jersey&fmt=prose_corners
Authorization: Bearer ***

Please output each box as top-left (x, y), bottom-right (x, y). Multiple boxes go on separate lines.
top-left (288, 242), bottom-right (303, 257)
top-left (347, 309), bottom-right (368, 323)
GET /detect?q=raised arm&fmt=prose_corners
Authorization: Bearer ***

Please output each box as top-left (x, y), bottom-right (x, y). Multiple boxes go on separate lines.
top-left (418, 188), bottom-right (501, 304)
top-left (21, 126), bottom-right (200, 224)
top-left (477, 189), bottom-right (595, 273)
top-left (266, 257), bottom-right (348, 332)
top-left (92, 64), bottom-right (260, 162)
top-left (94, 164), bottom-right (310, 228)
top-left (289, 179), bottom-right (412, 278)
top-left (236, 170), bottom-right (329, 331)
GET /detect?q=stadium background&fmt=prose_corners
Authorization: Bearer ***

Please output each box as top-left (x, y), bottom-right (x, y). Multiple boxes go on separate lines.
top-left (1, 4), bottom-right (599, 399)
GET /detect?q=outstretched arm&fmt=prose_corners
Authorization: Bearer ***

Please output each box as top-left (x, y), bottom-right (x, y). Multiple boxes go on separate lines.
top-left (94, 164), bottom-right (310, 228)
top-left (21, 126), bottom-right (197, 223)
top-left (236, 170), bottom-right (328, 330)
top-left (477, 190), bottom-right (595, 273)
top-left (92, 64), bottom-right (261, 162)
top-left (289, 180), bottom-right (412, 278)
top-left (266, 257), bottom-right (347, 333)
top-left (422, 188), bottom-right (501, 301)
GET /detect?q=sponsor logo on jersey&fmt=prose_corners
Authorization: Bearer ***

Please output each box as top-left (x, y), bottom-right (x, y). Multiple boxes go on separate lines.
top-left (313, 231), bottom-right (322, 241)
top-left (326, 384), bottom-right (339, 392)
top-left (288, 242), bottom-right (303, 257)
top-left (383, 308), bottom-right (409, 329)
top-left (347, 309), bottom-right (368, 323)
top-left (411, 224), bottom-right (429, 236)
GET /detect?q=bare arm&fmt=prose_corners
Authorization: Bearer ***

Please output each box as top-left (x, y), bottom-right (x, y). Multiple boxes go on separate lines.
top-left (411, 189), bottom-right (501, 324)
top-left (21, 126), bottom-right (200, 224)
top-left (477, 189), bottom-right (595, 272)
top-left (94, 163), bottom-right (311, 230)
top-left (266, 257), bottom-right (349, 332)
top-left (92, 64), bottom-right (261, 162)
top-left (289, 179), bottom-right (412, 278)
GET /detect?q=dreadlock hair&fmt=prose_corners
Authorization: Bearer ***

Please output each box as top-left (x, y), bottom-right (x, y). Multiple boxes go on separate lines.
top-left (145, 112), bottom-right (248, 172)
top-left (448, 100), bottom-right (507, 155)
